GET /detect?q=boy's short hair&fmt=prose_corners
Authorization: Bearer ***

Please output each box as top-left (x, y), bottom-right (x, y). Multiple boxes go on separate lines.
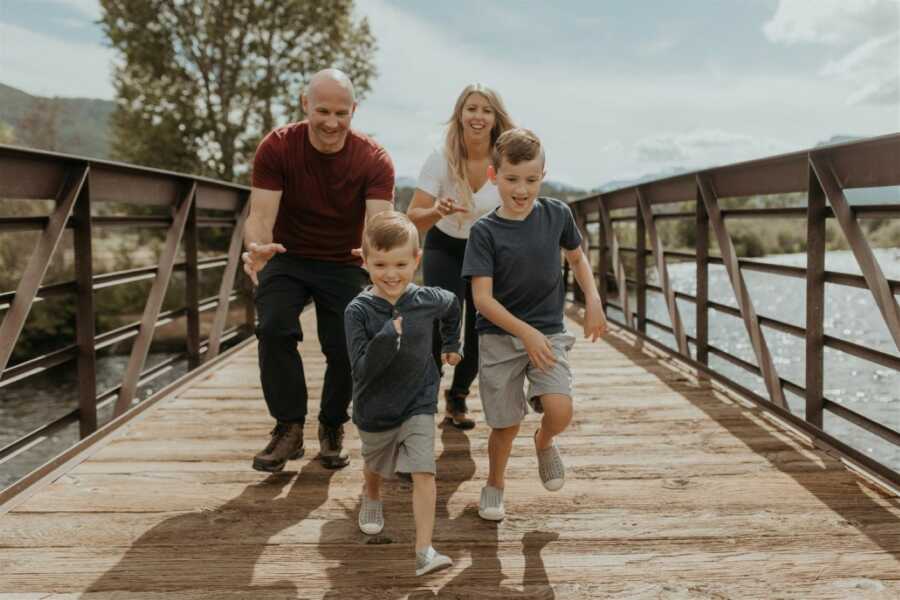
top-left (362, 210), bottom-right (420, 256)
top-left (491, 127), bottom-right (544, 169)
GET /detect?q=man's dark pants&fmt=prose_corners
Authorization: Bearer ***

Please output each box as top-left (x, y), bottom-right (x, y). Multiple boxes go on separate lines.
top-left (255, 254), bottom-right (368, 427)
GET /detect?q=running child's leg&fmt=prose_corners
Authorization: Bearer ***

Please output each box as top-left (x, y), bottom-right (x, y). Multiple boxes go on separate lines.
top-left (412, 471), bottom-right (452, 575)
top-left (411, 472), bottom-right (436, 552)
top-left (534, 394), bottom-right (572, 450)
top-left (487, 423), bottom-right (520, 489)
top-left (364, 465), bottom-right (382, 500)
top-left (532, 394), bottom-right (571, 492)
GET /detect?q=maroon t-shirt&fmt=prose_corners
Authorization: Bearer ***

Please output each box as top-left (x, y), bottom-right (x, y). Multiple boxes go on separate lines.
top-left (251, 122), bottom-right (395, 264)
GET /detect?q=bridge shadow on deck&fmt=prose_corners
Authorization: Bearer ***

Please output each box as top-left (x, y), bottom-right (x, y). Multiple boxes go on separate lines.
top-left (608, 327), bottom-right (900, 559)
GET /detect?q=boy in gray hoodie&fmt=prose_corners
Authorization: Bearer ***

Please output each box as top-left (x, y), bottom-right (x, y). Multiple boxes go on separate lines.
top-left (344, 211), bottom-right (461, 576)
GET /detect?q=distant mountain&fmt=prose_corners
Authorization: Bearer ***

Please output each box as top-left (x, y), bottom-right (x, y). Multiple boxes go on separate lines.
top-left (0, 82), bottom-right (114, 159)
top-left (594, 166), bottom-right (691, 194)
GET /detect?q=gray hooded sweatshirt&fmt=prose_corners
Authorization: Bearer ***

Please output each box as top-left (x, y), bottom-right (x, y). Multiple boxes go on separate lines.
top-left (344, 284), bottom-right (461, 432)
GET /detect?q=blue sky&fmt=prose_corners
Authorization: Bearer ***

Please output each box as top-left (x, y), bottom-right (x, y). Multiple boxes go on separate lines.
top-left (1, 0), bottom-right (898, 188)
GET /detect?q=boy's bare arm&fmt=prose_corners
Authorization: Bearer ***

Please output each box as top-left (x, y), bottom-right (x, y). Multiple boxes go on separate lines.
top-left (470, 276), bottom-right (558, 371)
top-left (564, 247), bottom-right (608, 341)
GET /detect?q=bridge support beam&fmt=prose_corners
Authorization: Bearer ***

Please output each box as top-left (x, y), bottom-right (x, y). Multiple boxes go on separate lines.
top-left (636, 187), bottom-right (689, 355)
top-left (115, 182), bottom-right (196, 416)
top-left (697, 173), bottom-right (787, 408)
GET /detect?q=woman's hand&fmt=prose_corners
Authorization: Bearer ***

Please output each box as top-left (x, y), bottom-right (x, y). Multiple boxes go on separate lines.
top-left (433, 197), bottom-right (469, 218)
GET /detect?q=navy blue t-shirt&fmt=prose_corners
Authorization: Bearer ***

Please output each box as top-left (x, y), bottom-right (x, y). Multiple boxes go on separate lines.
top-left (461, 197), bottom-right (583, 335)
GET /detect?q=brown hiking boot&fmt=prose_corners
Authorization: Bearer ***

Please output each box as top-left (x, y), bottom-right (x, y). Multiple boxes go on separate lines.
top-left (318, 423), bottom-right (350, 469)
top-left (252, 422), bottom-right (304, 472)
top-left (443, 390), bottom-right (475, 430)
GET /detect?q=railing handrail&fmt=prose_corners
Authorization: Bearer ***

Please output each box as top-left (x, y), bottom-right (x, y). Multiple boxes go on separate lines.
top-left (570, 131), bottom-right (900, 209)
top-left (0, 143), bottom-right (250, 193)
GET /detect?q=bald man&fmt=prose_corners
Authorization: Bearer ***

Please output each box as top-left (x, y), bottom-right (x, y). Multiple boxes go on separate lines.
top-left (243, 69), bottom-right (394, 472)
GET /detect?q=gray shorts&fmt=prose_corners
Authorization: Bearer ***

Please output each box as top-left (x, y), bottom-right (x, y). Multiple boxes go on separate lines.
top-left (478, 332), bottom-right (576, 429)
top-left (359, 413), bottom-right (436, 479)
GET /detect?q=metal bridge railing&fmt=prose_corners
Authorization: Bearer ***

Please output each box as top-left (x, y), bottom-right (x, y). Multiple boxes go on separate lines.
top-left (0, 145), bottom-right (253, 473)
top-left (565, 133), bottom-right (900, 487)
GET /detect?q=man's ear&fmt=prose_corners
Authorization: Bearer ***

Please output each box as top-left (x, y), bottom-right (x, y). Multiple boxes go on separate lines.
top-left (301, 94), bottom-right (309, 116)
top-left (487, 164), bottom-right (497, 183)
top-left (351, 101), bottom-right (358, 117)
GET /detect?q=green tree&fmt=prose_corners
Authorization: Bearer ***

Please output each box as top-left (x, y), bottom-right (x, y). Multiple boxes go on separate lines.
top-left (15, 98), bottom-right (61, 151)
top-left (100, 0), bottom-right (377, 182)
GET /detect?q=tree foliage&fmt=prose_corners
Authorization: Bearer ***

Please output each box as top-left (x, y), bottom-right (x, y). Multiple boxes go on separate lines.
top-left (100, 0), bottom-right (377, 182)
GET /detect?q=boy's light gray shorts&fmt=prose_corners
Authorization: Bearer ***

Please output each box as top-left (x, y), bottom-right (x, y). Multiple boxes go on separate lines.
top-left (478, 331), bottom-right (576, 429)
top-left (359, 413), bottom-right (436, 479)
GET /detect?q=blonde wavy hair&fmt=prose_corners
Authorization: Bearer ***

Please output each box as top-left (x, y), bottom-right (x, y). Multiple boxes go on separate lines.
top-left (444, 84), bottom-right (515, 212)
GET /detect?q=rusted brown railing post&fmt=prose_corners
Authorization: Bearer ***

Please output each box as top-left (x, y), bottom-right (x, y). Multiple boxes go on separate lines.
top-left (572, 203), bottom-right (585, 304)
top-left (115, 181), bottom-right (196, 416)
top-left (805, 159), bottom-right (826, 427)
top-left (74, 167), bottom-right (97, 437)
top-left (0, 166), bottom-right (88, 377)
top-left (596, 198), bottom-right (608, 309)
top-left (695, 187), bottom-right (709, 366)
top-left (637, 187), bottom-right (689, 355)
top-left (697, 173), bottom-right (787, 408)
top-left (635, 204), bottom-right (647, 334)
top-left (205, 199), bottom-right (250, 361)
top-left (185, 186), bottom-right (201, 370)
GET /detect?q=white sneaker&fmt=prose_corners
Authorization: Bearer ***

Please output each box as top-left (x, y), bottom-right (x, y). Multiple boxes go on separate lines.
top-left (535, 432), bottom-right (565, 492)
top-left (478, 485), bottom-right (505, 521)
top-left (358, 495), bottom-right (383, 535)
top-left (415, 546), bottom-right (452, 576)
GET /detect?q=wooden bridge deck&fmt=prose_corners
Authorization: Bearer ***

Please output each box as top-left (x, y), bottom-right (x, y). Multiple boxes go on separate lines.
top-left (2, 311), bottom-right (899, 599)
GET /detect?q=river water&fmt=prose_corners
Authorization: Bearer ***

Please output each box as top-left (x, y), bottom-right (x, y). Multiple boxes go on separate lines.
top-left (2, 250), bottom-right (898, 489)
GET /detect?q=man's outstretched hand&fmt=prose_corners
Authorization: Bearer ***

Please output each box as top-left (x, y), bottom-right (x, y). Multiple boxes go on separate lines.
top-left (242, 242), bottom-right (286, 286)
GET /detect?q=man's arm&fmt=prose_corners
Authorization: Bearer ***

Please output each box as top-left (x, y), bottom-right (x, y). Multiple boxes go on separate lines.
top-left (564, 246), bottom-right (608, 341)
top-left (241, 187), bottom-right (286, 285)
top-left (470, 276), bottom-right (558, 371)
top-left (365, 198), bottom-right (393, 221)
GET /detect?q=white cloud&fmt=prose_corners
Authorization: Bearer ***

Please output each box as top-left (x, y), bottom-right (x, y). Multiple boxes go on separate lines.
top-left (764, 0), bottom-right (900, 107)
top-left (763, 0), bottom-right (899, 46)
top-left (822, 32), bottom-right (900, 105)
top-left (353, 0), bottom-right (829, 188)
top-left (0, 22), bottom-right (115, 99)
top-left (634, 130), bottom-right (791, 169)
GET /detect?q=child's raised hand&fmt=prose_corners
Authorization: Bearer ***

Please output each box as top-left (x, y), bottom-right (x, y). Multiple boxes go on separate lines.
top-left (442, 352), bottom-right (462, 366)
top-left (521, 327), bottom-right (557, 372)
top-left (584, 299), bottom-right (608, 342)
top-left (392, 315), bottom-right (403, 335)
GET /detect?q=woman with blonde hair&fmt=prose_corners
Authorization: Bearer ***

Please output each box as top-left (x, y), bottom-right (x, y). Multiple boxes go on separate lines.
top-left (408, 84), bottom-right (515, 429)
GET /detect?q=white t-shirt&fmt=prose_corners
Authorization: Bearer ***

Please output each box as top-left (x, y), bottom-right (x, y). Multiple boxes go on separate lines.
top-left (416, 147), bottom-right (501, 239)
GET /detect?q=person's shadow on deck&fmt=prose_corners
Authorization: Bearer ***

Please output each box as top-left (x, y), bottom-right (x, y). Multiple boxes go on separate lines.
top-left (318, 423), bottom-right (557, 599)
top-left (84, 460), bottom-right (336, 597)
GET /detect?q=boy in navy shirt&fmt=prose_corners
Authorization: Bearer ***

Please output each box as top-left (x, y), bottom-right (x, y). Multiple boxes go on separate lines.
top-left (462, 128), bottom-right (607, 521)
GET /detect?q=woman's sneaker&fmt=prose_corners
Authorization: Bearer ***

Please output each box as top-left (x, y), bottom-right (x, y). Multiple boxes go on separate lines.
top-left (478, 485), bottom-right (505, 521)
top-left (535, 431), bottom-right (565, 492)
top-left (415, 546), bottom-right (452, 576)
top-left (358, 496), bottom-right (384, 535)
